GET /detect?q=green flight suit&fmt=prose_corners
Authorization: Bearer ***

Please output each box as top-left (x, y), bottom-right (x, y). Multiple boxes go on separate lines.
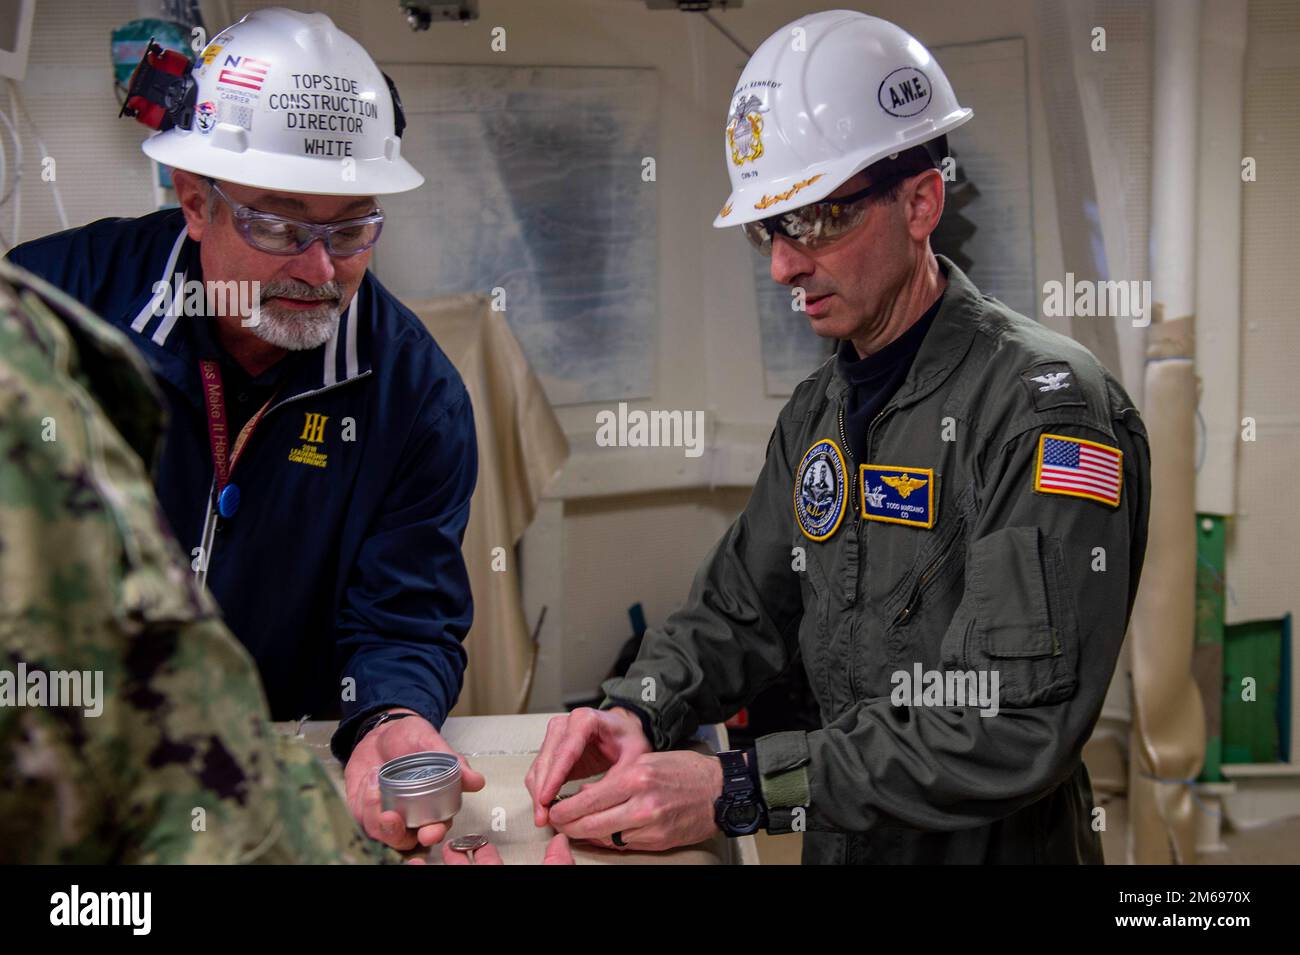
top-left (603, 257), bottom-right (1150, 864)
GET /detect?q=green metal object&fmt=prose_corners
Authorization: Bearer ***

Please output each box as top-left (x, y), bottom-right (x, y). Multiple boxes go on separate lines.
top-left (1222, 616), bottom-right (1287, 764)
top-left (1195, 515), bottom-right (1226, 781)
top-left (110, 18), bottom-right (192, 196)
top-left (110, 19), bottom-right (190, 98)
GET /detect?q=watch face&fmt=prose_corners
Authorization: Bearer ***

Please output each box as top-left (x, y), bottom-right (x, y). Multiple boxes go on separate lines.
top-left (726, 802), bottom-right (761, 830)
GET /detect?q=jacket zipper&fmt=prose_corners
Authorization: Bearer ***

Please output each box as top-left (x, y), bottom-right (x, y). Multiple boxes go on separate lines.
top-left (892, 515), bottom-right (965, 627)
top-left (837, 401), bottom-right (857, 523)
top-left (264, 371), bottom-right (371, 417)
top-left (192, 371), bottom-right (373, 589)
top-left (856, 405), bottom-right (894, 520)
top-left (844, 402), bottom-right (891, 701)
top-left (840, 398), bottom-right (896, 522)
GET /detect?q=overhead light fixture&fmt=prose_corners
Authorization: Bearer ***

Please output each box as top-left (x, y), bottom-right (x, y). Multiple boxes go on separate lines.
top-left (399, 1), bottom-right (479, 31)
top-left (644, 1), bottom-right (744, 10)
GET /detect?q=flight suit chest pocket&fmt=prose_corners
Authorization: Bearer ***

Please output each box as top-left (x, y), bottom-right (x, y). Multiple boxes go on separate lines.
top-left (965, 525), bottom-right (1078, 707)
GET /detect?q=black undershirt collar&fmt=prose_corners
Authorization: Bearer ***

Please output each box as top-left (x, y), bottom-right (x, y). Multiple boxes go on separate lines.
top-left (835, 289), bottom-right (945, 463)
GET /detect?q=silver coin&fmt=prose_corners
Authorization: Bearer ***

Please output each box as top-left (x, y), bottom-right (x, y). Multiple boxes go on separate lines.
top-left (447, 832), bottom-right (489, 864)
top-left (449, 833), bottom-right (489, 852)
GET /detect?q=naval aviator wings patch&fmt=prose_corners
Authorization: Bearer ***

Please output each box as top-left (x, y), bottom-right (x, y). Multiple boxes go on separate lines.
top-left (859, 464), bottom-right (936, 529)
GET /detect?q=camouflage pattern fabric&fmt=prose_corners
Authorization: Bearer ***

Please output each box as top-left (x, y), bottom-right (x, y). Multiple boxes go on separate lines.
top-left (0, 258), bottom-right (398, 864)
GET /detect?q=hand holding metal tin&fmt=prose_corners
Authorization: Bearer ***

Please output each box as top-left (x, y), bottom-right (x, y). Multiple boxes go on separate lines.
top-left (378, 751), bottom-right (464, 828)
top-left (346, 713), bottom-right (486, 853)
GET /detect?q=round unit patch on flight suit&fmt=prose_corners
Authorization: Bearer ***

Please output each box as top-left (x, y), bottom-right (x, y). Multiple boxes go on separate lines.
top-left (794, 438), bottom-right (848, 541)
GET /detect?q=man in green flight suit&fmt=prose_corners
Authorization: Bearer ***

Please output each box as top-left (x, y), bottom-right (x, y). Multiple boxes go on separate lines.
top-left (525, 11), bottom-right (1151, 864)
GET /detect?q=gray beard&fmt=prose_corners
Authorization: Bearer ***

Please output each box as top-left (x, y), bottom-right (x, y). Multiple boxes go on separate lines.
top-left (248, 299), bottom-right (339, 351)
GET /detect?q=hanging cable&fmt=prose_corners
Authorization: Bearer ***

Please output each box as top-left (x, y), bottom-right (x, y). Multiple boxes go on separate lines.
top-left (0, 98), bottom-right (21, 251)
top-left (0, 107), bottom-right (9, 206)
top-left (8, 79), bottom-right (68, 231)
top-left (702, 11), bottom-right (751, 57)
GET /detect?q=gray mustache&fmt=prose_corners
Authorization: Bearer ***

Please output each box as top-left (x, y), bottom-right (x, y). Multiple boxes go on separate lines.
top-left (261, 282), bottom-right (341, 303)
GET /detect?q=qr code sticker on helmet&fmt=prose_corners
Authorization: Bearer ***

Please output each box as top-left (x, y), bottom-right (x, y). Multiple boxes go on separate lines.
top-left (218, 101), bottom-right (254, 131)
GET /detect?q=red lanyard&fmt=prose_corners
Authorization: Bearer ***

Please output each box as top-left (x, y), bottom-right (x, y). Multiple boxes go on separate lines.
top-left (199, 359), bottom-right (277, 493)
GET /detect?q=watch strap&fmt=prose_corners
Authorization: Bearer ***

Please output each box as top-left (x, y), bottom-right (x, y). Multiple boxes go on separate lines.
top-left (719, 749), bottom-right (751, 793)
top-left (353, 710), bottom-right (415, 748)
top-left (714, 748), bottom-right (768, 836)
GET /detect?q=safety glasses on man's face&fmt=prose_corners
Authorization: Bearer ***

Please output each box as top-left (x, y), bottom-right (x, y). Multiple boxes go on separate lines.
top-left (742, 176), bottom-right (901, 256)
top-left (207, 180), bottom-right (385, 257)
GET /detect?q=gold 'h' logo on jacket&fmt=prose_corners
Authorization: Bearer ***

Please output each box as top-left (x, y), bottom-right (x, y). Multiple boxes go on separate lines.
top-left (299, 413), bottom-right (329, 444)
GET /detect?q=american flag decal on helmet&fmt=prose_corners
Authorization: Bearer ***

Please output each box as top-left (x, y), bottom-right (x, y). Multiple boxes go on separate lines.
top-left (218, 55), bottom-right (270, 92)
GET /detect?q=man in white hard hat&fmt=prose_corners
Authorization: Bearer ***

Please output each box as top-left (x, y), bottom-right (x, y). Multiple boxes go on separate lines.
top-left (7, 8), bottom-right (482, 854)
top-left (527, 10), bottom-right (1151, 864)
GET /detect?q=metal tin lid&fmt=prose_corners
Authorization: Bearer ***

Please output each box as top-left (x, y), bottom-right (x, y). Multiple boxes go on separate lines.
top-left (378, 751), bottom-right (461, 796)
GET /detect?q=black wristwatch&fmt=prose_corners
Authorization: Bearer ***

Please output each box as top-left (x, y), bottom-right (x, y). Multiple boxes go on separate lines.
top-left (353, 709), bottom-right (415, 748)
top-left (713, 749), bottom-right (768, 836)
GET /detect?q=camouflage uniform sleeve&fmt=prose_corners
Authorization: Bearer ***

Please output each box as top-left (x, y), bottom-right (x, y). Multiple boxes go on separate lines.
top-left (0, 260), bottom-right (399, 864)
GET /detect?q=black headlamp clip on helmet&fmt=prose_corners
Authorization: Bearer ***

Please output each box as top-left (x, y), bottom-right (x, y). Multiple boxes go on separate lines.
top-left (119, 39), bottom-right (198, 132)
top-left (120, 39), bottom-right (408, 143)
top-left (382, 71), bottom-right (407, 139)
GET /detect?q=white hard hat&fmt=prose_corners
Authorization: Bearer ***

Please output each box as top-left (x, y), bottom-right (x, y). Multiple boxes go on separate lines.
top-left (142, 7), bottom-right (423, 195)
top-left (714, 9), bottom-right (972, 228)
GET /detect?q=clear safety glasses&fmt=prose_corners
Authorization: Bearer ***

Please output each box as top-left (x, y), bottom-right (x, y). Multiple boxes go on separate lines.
top-left (742, 175), bottom-right (905, 256)
top-left (207, 180), bottom-right (385, 257)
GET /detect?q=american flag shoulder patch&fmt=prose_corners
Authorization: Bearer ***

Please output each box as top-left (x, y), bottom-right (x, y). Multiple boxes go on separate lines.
top-left (1033, 433), bottom-right (1123, 507)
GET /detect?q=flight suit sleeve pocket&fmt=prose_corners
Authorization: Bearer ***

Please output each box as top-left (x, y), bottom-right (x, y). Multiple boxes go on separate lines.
top-left (968, 526), bottom-right (1078, 706)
